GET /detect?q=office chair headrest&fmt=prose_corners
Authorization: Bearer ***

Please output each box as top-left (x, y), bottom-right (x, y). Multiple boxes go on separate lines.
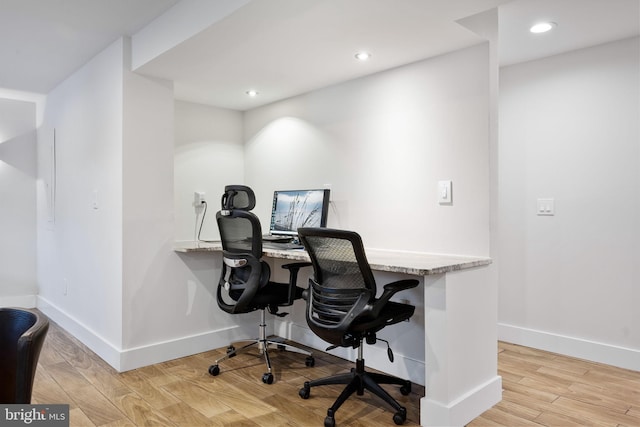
top-left (221, 185), bottom-right (256, 214)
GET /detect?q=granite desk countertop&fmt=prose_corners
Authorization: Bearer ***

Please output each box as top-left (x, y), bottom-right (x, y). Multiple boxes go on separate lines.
top-left (174, 241), bottom-right (491, 276)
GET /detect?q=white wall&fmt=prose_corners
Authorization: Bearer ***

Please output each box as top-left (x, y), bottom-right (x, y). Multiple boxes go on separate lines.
top-left (121, 42), bottom-right (176, 352)
top-left (138, 99), bottom-right (257, 371)
top-left (119, 89), bottom-right (249, 364)
top-left (244, 44), bottom-right (491, 257)
top-left (174, 101), bottom-right (244, 242)
top-left (0, 99), bottom-right (37, 305)
top-left (37, 39), bottom-right (125, 363)
top-left (498, 37), bottom-right (640, 369)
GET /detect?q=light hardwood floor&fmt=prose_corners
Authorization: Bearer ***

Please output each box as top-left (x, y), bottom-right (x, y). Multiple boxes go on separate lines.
top-left (33, 319), bottom-right (421, 426)
top-left (32, 318), bottom-right (640, 426)
top-left (470, 342), bottom-right (640, 427)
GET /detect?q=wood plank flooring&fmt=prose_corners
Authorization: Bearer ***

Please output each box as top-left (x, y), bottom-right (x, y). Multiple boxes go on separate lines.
top-left (32, 318), bottom-right (640, 426)
top-left (469, 342), bottom-right (640, 427)
top-left (33, 319), bottom-right (421, 426)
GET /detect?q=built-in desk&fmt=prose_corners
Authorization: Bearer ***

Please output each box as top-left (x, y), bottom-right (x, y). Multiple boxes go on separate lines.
top-left (174, 241), bottom-right (500, 426)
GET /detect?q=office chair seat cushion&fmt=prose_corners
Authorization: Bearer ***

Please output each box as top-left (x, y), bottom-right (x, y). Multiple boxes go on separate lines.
top-left (241, 282), bottom-right (304, 311)
top-left (309, 300), bottom-right (415, 348)
top-left (349, 301), bottom-right (415, 334)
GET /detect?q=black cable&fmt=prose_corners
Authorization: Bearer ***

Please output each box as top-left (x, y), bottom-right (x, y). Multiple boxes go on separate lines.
top-left (197, 200), bottom-right (207, 241)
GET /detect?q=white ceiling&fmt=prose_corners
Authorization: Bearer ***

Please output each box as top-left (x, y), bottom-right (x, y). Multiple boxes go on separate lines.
top-left (0, 0), bottom-right (180, 94)
top-left (0, 0), bottom-right (638, 113)
top-left (135, 0), bottom-right (512, 110)
top-left (499, 0), bottom-right (639, 67)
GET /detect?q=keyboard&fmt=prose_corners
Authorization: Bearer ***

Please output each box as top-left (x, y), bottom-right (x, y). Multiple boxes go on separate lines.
top-left (262, 241), bottom-right (305, 250)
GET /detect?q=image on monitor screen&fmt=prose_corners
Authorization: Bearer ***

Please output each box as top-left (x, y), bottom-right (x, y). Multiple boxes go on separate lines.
top-left (269, 189), bottom-right (330, 235)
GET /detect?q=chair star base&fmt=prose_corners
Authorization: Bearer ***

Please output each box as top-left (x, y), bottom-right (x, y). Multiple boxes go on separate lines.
top-left (299, 345), bottom-right (411, 426)
top-left (208, 308), bottom-right (314, 384)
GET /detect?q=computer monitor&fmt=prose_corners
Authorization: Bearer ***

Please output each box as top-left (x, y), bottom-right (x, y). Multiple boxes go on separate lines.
top-left (269, 189), bottom-right (330, 236)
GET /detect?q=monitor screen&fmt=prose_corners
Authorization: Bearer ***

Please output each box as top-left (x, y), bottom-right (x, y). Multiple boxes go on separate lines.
top-left (269, 189), bottom-right (330, 236)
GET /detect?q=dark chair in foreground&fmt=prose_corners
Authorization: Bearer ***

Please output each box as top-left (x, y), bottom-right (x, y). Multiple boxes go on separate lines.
top-left (297, 228), bottom-right (418, 426)
top-left (0, 307), bottom-right (49, 403)
top-left (208, 185), bottom-right (314, 384)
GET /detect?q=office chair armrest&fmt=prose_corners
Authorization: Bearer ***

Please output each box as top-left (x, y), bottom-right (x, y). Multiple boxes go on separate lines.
top-left (383, 279), bottom-right (419, 294)
top-left (281, 262), bottom-right (312, 305)
top-left (371, 279), bottom-right (419, 317)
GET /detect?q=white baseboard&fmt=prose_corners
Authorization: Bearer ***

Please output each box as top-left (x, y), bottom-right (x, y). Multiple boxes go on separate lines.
top-left (37, 296), bottom-right (123, 369)
top-left (37, 296), bottom-right (247, 372)
top-left (119, 327), bottom-right (246, 372)
top-left (498, 323), bottom-right (640, 372)
top-left (1, 294), bottom-right (37, 308)
top-left (420, 375), bottom-right (502, 427)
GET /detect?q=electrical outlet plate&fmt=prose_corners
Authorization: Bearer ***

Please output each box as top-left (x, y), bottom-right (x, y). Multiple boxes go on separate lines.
top-left (194, 191), bottom-right (206, 206)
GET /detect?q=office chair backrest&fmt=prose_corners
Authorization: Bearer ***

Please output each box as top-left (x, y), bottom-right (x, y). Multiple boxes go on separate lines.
top-left (298, 228), bottom-right (377, 345)
top-left (216, 185), bottom-right (268, 313)
top-left (218, 185), bottom-right (262, 257)
top-left (0, 308), bottom-right (49, 403)
top-left (217, 209), bottom-right (263, 258)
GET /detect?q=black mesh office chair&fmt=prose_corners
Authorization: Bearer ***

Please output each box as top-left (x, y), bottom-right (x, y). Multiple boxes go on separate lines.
top-left (0, 308), bottom-right (49, 403)
top-left (297, 228), bottom-right (418, 427)
top-left (208, 185), bottom-right (314, 384)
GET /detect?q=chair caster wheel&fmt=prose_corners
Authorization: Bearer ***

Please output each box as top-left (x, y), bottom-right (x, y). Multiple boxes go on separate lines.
top-left (208, 365), bottom-right (220, 376)
top-left (324, 409), bottom-right (336, 427)
top-left (393, 408), bottom-right (407, 425)
top-left (400, 381), bottom-right (411, 395)
top-left (226, 346), bottom-right (236, 357)
top-left (299, 383), bottom-right (310, 399)
top-left (305, 356), bottom-right (315, 367)
top-left (262, 373), bottom-right (274, 384)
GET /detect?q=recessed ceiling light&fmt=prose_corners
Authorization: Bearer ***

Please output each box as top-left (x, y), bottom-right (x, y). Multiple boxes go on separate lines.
top-left (246, 90), bottom-right (258, 97)
top-left (530, 22), bottom-right (556, 34)
top-left (354, 51), bottom-right (371, 61)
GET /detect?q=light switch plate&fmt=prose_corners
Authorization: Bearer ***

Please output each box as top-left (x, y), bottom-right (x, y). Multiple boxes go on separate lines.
top-left (92, 190), bottom-right (99, 210)
top-left (438, 180), bottom-right (452, 204)
top-left (537, 198), bottom-right (554, 216)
